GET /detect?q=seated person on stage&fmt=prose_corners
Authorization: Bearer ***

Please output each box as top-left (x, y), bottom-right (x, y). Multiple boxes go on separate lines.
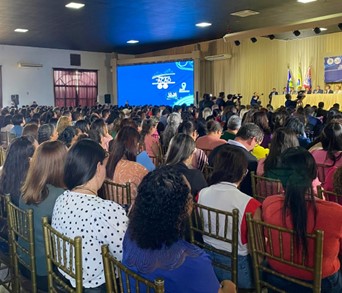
top-left (325, 85), bottom-right (334, 94)
top-left (261, 147), bottom-right (342, 293)
top-left (313, 85), bottom-right (324, 94)
top-left (122, 166), bottom-right (236, 293)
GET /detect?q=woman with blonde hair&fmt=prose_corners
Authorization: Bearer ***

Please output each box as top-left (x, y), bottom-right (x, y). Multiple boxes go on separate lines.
top-left (19, 140), bottom-right (67, 291)
top-left (56, 115), bottom-right (71, 135)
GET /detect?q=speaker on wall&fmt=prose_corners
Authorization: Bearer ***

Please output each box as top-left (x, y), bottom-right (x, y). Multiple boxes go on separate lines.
top-left (11, 94), bottom-right (19, 106)
top-left (70, 54), bottom-right (81, 66)
top-left (104, 94), bottom-right (111, 104)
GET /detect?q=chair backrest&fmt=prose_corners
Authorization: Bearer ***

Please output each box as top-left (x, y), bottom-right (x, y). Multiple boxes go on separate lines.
top-left (251, 171), bottom-right (283, 203)
top-left (101, 245), bottom-right (165, 293)
top-left (6, 196), bottom-right (37, 293)
top-left (317, 185), bottom-right (342, 205)
top-left (246, 213), bottom-right (324, 293)
top-left (189, 202), bottom-right (239, 285)
top-left (202, 164), bottom-right (214, 181)
top-left (0, 132), bottom-right (16, 149)
top-left (42, 216), bottom-right (83, 293)
top-left (0, 194), bottom-right (13, 292)
top-left (0, 146), bottom-right (6, 166)
top-left (101, 179), bottom-right (132, 207)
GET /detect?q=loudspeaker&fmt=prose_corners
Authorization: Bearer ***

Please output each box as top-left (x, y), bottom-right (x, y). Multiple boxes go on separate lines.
top-left (11, 94), bottom-right (19, 106)
top-left (70, 54), bottom-right (81, 66)
top-left (104, 94), bottom-right (111, 104)
top-left (196, 91), bottom-right (199, 106)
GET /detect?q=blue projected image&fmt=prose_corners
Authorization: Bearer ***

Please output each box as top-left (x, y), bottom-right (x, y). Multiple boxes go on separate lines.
top-left (117, 60), bottom-right (194, 106)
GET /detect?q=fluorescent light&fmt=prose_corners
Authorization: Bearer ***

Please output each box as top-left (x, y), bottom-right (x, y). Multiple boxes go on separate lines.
top-left (230, 10), bottom-right (259, 17)
top-left (297, 0), bottom-right (317, 3)
top-left (320, 27), bottom-right (327, 31)
top-left (65, 2), bottom-right (85, 9)
top-left (14, 28), bottom-right (28, 33)
top-left (127, 40), bottom-right (139, 44)
top-left (196, 22), bottom-right (212, 28)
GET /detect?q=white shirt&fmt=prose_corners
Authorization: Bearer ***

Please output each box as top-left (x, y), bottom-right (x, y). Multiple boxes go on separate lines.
top-left (52, 190), bottom-right (128, 288)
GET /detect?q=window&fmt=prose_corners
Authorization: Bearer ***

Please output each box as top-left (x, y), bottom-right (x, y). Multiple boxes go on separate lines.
top-left (53, 69), bottom-right (98, 107)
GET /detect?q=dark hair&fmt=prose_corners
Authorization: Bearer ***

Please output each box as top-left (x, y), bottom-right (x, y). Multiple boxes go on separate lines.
top-left (333, 166), bottom-right (342, 194)
top-left (165, 134), bottom-right (195, 165)
top-left (106, 126), bottom-right (140, 178)
top-left (64, 139), bottom-right (107, 190)
top-left (178, 121), bottom-right (195, 136)
top-left (279, 147), bottom-right (317, 257)
top-left (22, 123), bottom-right (38, 141)
top-left (128, 166), bottom-right (191, 249)
top-left (75, 119), bottom-right (90, 134)
top-left (12, 113), bottom-right (24, 126)
top-left (58, 126), bottom-right (78, 148)
top-left (206, 120), bottom-right (222, 133)
top-left (236, 123), bottom-right (264, 143)
top-left (284, 117), bottom-right (305, 136)
top-left (38, 123), bottom-right (56, 144)
top-left (264, 128), bottom-right (299, 173)
top-left (3, 114), bottom-right (12, 127)
top-left (140, 118), bottom-right (155, 144)
top-left (209, 145), bottom-right (248, 185)
top-left (320, 121), bottom-right (342, 166)
top-left (90, 118), bottom-right (106, 136)
top-left (252, 111), bottom-right (271, 135)
top-left (0, 136), bottom-right (35, 205)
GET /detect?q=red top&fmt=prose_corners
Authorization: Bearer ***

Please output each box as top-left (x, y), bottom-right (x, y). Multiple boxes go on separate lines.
top-left (262, 195), bottom-right (342, 280)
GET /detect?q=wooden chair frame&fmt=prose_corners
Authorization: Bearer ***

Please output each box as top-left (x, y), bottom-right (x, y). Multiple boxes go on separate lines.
top-left (6, 196), bottom-right (38, 293)
top-left (246, 213), bottom-right (324, 293)
top-left (101, 245), bottom-right (164, 293)
top-left (189, 202), bottom-right (239, 285)
top-left (101, 179), bottom-right (132, 207)
top-left (251, 171), bottom-right (283, 203)
top-left (0, 194), bottom-right (13, 292)
top-left (42, 216), bottom-right (83, 293)
top-left (317, 185), bottom-right (342, 204)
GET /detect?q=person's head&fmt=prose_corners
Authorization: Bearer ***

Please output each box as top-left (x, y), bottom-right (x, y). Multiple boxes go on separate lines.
top-left (252, 111), bottom-right (271, 134)
top-left (235, 123), bottom-right (264, 151)
top-left (21, 141), bottom-right (67, 204)
top-left (285, 93), bottom-right (292, 101)
top-left (90, 118), bottom-right (108, 137)
top-left (12, 113), bottom-right (24, 126)
top-left (206, 120), bottom-right (222, 135)
top-left (264, 128), bottom-right (299, 172)
top-left (140, 118), bottom-right (157, 140)
top-left (3, 114), bottom-right (12, 127)
top-left (279, 147), bottom-right (317, 256)
top-left (284, 117), bottom-right (305, 136)
top-left (56, 116), bottom-right (72, 135)
top-left (75, 119), bottom-right (90, 134)
top-left (320, 121), bottom-right (342, 164)
top-left (128, 166), bottom-right (192, 249)
top-left (58, 126), bottom-right (79, 148)
top-left (38, 123), bottom-right (58, 144)
top-left (106, 126), bottom-right (140, 178)
top-left (22, 123), bottom-right (38, 141)
top-left (202, 107), bottom-right (212, 120)
top-left (178, 120), bottom-right (197, 140)
top-left (226, 115), bottom-right (241, 131)
top-left (318, 102), bottom-right (324, 109)
top-left (209, 145), bottom-right (248, 186)
top-left (64, 139), bottom-right (108, 191)
top-left (0, 136), bottom-right (36, 204)
top-left (165, 134), bottom-right (195, 165)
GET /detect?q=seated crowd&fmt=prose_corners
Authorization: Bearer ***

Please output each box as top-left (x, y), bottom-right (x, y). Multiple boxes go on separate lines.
top-left (0, 95), bottom-right (341, 292)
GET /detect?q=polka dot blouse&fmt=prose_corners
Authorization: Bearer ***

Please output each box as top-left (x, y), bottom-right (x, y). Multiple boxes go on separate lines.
top-left (52, 190), bottom-right (128, 288)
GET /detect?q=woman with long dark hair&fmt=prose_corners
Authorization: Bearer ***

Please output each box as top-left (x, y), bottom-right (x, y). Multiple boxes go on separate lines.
top-left (262, 147), bottom-right (342, 292)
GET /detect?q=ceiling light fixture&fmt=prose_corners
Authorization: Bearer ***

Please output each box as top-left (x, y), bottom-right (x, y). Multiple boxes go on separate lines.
top-left (268, 35), bottom-right (275, 40)
top-left (313, 27), bottom-right (321, 34)
top-left (250, 37), bottom-right (257, 43)
top-left (319, 27), bottom-right (327, 31)
top-left (234, 40), bottom-right (240, 46)
top-left (293, 30), bottom-right (301, 36)
top-left (230, 10), bottom-right (260, 17)
top-left (196, 22), bottom-right (212, 28)
top-left (127, 40), bottom-right (139, 44)
top-left (65, 2), bottom-right (85, 9)
top-left (297, 0), bottom-right (317, 3)
top-left (14, 28), bottom-right (28, 33)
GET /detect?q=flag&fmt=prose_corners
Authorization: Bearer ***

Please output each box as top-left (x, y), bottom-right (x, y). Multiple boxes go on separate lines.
top-left (286, 68), bottom-right (293, 93)
top-left (297, 66), bottom-right (302, 90)
top-left (303, 66), bottom-right (312, 91)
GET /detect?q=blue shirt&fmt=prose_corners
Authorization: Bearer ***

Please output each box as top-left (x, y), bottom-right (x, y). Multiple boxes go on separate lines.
top-left (136, 151), bottom-right (155, 172)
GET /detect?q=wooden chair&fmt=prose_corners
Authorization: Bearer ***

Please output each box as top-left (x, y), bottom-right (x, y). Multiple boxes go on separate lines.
top-left (0, 146), bottom-right (6, 166)
top-left (6, 196), bottom-right (43, 293)
top-left (101, 179), bottom-right (132, 208)
top-left (202, 163), bottom-right (214, 181)
top-left (0, 194), bottom-right (13, 292)
top-left (42, 216), bottom-right (83, 293)
top-left (189, 202), bottom-right (239, 286)
top-left (101, 244), bottom-right (165, 293)
top-left (317, 185), bottom-right (342, 204)
top-left (246, 213), bottom-right (324, 293)
top-left (251, 171), bottom-right (283, 203)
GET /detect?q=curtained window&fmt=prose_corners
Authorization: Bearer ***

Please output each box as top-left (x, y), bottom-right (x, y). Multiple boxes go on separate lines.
top-left (53, 69), bottom-right (98, 107)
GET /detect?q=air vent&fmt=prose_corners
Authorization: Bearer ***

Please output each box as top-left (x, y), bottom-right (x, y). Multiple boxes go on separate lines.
top-left (204, 54), bottom-right (232, 61)
top-left (230, 10), bottom-right (260, 17)
top-left (17, 62), bottom-right (43, 68)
